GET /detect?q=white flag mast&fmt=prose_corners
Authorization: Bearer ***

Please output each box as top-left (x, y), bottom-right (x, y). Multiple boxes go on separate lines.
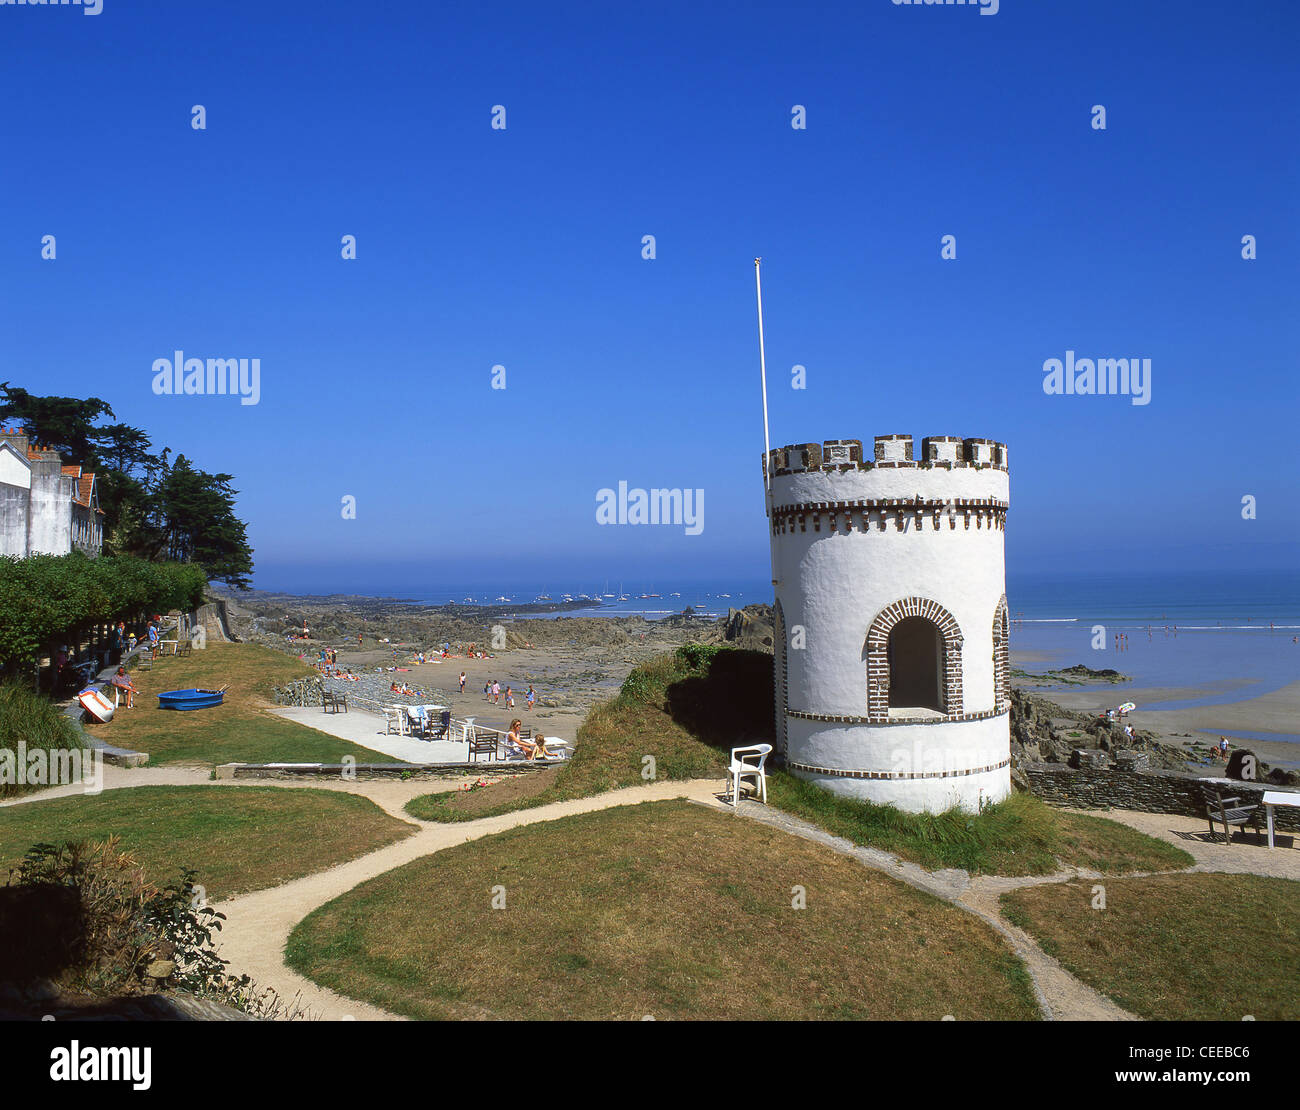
top-left (755, 258), bottom-right (778, 590)
top-left (755, 258), bottom-right (772, 492)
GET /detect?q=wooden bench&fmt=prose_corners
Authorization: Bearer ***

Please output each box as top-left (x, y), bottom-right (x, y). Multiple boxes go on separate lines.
top-left (1204, 787), bottom-right (1265, 846)
top-left (322, 690), bottom-right (348, 714)
top-left (468, 727), bottom-right (500, 762)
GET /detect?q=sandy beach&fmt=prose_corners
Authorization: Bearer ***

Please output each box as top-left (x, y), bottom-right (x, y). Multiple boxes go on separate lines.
top-left (323, 638), bottom-right (699, 742)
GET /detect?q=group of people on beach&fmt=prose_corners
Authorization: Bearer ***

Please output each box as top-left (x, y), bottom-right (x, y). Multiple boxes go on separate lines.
top-left (481, 681), bottom-right (537, 710)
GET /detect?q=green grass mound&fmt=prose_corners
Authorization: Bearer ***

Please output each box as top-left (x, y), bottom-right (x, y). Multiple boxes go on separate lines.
top-left (0, 683), bottom-right (89, 800)
top-left (288, 800), bottom-right (1039, 1020)
top-left (768, 773), bottom-right (1194, 876)
top-left (0, 785), bottom-right (416, 900)
top-left (405, 644), bottom-right (765, 822)
top-left (1002, 873), bottom-right (1300, 1020)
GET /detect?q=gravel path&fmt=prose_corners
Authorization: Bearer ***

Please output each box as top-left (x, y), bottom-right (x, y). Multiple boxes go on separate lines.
top-left (212, 778), bottom-right (730, 1020)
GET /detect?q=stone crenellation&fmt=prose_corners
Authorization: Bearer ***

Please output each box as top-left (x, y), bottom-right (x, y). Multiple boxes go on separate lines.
top-left (765, 435), bottom-right (1008, 477)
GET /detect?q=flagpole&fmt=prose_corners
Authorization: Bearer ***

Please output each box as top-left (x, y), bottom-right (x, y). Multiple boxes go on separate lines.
top-left (755, 258), bottom-right (772, 493)
top-left (755, 258), bottom-right (778, 590)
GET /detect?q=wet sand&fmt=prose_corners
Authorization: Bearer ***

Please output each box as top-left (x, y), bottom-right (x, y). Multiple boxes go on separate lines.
top-left (1045, 679), bottom-right (1300, 768)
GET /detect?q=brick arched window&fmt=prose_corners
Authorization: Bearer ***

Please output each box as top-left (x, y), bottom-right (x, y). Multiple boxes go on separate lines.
top-left (773, 599), bottom-right (788, 756)
top-left (865, 598), bottom-right (963, 720)
top-left (992, 595), bottom-right (1009, 710)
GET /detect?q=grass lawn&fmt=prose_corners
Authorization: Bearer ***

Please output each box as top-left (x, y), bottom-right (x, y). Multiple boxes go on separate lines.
top-left (1001, 874), bottom-right (1300, 1020)
top-left (86, 642), bottom-right (398, 767)
top-left (0, 785), bottom-right (416, 900)
top-left (767, 772), bottom-right (1195, 876)
top-left (287, 799), bottom-right (1039, 1020)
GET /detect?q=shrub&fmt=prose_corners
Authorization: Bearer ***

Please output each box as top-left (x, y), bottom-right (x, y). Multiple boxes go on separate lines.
top-left (0, 682), bottom-right (88, 799)
top-left (1, 838), bottom-right (308, 1018)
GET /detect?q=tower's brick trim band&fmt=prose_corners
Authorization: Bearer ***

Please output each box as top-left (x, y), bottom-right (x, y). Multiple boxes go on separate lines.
top-left (786, 706), bottom-right (1008, 725)
top-left (788, 757), bottom-right (1011, 781)
top-left (770, 498), bottom-right (1007, 535)
top-left (865, 596), bottom-right (963, 721)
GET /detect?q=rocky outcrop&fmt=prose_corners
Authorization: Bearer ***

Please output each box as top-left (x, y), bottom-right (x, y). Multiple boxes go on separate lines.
top-left (719, 604), bottom-right (774, 651)
top-left (1008, 687), bottom-right (1299, 790)
top-left (1009, 687), bottom-right (1191, 792)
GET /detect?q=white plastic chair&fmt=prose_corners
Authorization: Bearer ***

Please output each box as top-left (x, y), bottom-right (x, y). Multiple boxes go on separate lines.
top-left (727, 743), bottom-right (773, 807)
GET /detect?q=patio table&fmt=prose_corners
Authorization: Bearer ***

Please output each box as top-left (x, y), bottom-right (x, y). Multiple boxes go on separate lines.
top-left (1261, 791), bottom-right (1300, 849)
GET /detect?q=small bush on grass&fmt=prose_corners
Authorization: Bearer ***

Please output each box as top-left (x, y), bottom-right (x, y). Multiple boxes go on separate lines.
top-left (0, 682), bottom-right (88, 799)
top-left (1, 838), bottom-right (309, 1018)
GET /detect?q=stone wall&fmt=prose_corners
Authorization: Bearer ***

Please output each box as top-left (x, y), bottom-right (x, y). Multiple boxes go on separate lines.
top-left (1023, 762), bottom-right (1300, 831)
top-left (271, 675), bottom-right (323, 707)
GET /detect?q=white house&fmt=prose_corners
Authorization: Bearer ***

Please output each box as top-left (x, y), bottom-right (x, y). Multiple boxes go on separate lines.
top-left (0, 427), bottom-right (103, 558)
top-left (766, 434), bottom-right (1011, 813)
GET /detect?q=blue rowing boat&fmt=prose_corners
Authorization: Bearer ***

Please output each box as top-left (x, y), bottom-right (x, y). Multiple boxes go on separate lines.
top-left (158, 688), bottom-right (225, 711)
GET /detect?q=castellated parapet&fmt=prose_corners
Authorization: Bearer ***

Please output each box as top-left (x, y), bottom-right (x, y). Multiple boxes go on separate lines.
top-left (766, 433), bottom-right (1011, 813)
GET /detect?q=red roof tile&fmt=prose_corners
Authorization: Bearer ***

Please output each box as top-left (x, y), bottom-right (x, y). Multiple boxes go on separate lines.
top-left (73, 473), bottom-right (96, 508)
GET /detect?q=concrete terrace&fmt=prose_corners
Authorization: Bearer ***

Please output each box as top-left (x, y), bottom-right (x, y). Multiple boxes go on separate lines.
top-left (270, 705), bottom-right (571, 766)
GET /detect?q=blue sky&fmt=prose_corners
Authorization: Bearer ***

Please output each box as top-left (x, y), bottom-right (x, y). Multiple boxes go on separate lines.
top-left (1, 0), bottom-right (1296, 594)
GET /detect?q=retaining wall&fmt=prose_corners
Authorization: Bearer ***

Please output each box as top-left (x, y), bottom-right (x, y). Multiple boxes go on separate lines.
top-left (1023, 762), bottom-right (1300, 831)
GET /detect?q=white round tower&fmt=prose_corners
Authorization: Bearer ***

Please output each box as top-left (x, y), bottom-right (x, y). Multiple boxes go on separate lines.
top-left (766, 434), bottom-right (1011, 813)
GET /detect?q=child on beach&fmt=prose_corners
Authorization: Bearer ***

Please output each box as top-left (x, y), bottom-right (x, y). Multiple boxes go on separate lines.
top-left (526, 685), bottom-right (535, 709)
top-left (459, 672), bottom-right (467, 693)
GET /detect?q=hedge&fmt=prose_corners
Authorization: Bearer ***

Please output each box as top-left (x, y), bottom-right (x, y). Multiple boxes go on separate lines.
top-left (0, 552), bottom-right (207, 670)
